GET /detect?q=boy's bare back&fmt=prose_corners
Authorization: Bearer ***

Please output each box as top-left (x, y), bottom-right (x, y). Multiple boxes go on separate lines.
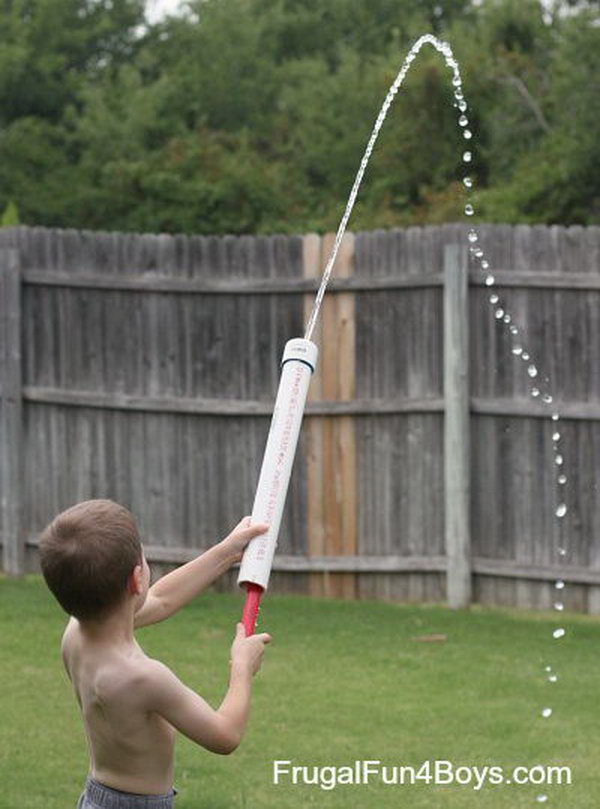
top-left (62, 616), bottom-right (270, 796)
top-left (62, 620), bottom-right (178, 794)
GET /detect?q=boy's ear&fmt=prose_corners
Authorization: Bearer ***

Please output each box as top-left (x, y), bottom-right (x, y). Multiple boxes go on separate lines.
top-left (127, 564), bottom-right (143, 595)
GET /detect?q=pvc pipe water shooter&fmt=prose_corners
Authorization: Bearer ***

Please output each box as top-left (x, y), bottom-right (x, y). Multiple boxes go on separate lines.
top-left (238, 337), bottom-right (318, 635)
top-left (236, 39), bottom-right (467, 636)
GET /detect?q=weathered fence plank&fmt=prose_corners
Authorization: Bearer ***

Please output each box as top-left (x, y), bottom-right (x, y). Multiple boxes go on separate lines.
top-left (444, 245), bottom-right (472, 608)
top-left (303, 233), bottom-right (325, 595)
top-left (304, 233), bottom-right (357, 599)
top-left (23, 268), bottom-right (600, 292)
top-left (0, 248), bottom-right (24, 576)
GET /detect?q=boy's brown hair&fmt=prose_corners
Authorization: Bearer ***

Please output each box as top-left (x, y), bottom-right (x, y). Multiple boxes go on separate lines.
top-left (39, 499), bottom-right (143, 622)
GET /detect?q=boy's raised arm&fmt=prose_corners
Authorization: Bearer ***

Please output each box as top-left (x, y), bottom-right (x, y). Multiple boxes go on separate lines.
top-left (142, 623), bottom-right (271, 754)
top-left (134, 591), bottom-right (170, 629)
top-left (148, 518), bottom-right (269, 620)
top-left (142, 659), bottom-right (241, 755)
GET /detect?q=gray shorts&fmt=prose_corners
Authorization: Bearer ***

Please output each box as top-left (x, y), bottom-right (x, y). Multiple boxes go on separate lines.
top-left (76, 775), bottom-right (178, 809)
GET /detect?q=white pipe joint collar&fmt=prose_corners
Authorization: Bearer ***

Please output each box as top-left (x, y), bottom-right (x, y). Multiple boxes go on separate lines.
top-left (281, 338), bottom-right (318, 373)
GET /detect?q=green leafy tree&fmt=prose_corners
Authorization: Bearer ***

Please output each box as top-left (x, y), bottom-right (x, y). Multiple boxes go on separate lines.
top-left (0, 0), bottom-right (597, 232)
top-left (1, 200), bottom-right (20, 226)
top-left (477, 8), bottom-right (600, 222)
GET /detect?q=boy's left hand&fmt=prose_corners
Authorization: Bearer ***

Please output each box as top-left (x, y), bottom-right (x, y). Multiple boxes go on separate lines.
top-left (221, 516), bottom-right (270, 564)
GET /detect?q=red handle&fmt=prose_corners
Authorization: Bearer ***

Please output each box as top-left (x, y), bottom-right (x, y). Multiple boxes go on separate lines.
top-left (241, 583), bottom-right (264, 636)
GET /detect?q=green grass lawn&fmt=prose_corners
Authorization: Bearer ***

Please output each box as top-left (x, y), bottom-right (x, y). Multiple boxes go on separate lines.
top-left (1, 574), bottom-right (598, 808)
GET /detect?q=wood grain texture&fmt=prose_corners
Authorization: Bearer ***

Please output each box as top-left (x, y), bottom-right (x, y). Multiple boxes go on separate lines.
top-left (0, 248), bottom-right (24, 575)
top-left (444, 245), bottom-right (471, 607)
top-left (1, 224), bottom-right (600, 612)
top-left (303, 232), bottom-right (357, 599)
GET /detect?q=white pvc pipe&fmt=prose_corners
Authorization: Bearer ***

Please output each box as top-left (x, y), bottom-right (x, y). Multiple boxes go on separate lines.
top-left (237, 337), bottom-right (318, 591)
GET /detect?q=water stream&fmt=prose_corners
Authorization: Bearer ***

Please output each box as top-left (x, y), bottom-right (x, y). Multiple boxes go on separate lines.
top-left (302, 34), bottom-right (569, 805)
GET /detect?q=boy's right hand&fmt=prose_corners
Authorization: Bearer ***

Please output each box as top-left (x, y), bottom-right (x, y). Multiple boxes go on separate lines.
top-left (230, 622), bottom-right (271, 676)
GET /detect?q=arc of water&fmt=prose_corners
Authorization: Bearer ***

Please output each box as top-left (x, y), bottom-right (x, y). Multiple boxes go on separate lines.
top-left (301, 34), bottom-right (569, 806)
top-left (304, 33), bottom-right (457, 341)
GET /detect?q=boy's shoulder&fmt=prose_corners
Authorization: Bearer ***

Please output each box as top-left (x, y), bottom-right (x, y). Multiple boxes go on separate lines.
top-left (61, 616), bottom-right (79, 643)
top-left (60, 618), bottom-right (162, 694)
top-left (60, 617), bottom-right (78, 675)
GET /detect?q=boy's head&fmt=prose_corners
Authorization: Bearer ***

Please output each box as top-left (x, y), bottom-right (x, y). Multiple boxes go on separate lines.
top-left (39, 498), bottom-right (149, 623)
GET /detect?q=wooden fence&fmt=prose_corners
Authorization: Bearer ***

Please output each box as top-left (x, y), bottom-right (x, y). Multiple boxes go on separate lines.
top-left (1, 223), bottom-right (599, 612)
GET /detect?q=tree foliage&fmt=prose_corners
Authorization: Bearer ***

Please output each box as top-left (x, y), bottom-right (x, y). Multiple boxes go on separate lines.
top-left (0, 0), bottom-right (597, 234)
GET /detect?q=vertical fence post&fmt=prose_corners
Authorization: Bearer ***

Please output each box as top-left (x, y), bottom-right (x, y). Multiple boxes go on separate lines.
top-left (1, 248), bottom-right (24, 576)
top-left (444, 244), bottom-right (471, 608)
top-left (303, 234), bottom-right (325, 595)
top-left (302, 232), bottom-right (357, 600)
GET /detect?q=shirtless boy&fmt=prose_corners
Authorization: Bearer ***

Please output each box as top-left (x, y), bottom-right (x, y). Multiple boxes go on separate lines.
top-left (38, 498), bottom-right (272, 809)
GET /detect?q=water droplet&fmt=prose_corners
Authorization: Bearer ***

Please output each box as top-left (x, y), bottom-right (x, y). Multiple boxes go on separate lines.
top-left (512, 346), bottom-right (523, 356)
top-left (454, 89), bottom-right (464, 101)
top-left (485, 275), bottom-right (495, 286)
top-left (463, 129), bottom-right (472, 139)
top-left (528, 365), bottom-right (538, 378)
top-left (468, 229), bottom-right (478, 243)
top-left (552, 413), bottom-right (560, 421)
top-left (553, 628), bottom-right (565, 639)
top-left (522, 352), bottom-right (530, 361)
top-left (459, 100), bottom-right (467, 112)
top-left (555, 580), bottom-right (565, 590)
top-left (481, 260), bottom-right (489, 269)
top-left (531, 387), bottom-right (540, 398)
top-left (545, 665), bottom-right (552, 672)
top-left (556, 503), bottom-right (567, 518)
top-left (558, 547), bottom-right (567, 556)
top-left (473, 247), bottom-right (483, 257)
top-left (555, 455), bottom-right (563, 466)
top-left (542, 707), bottom-right (552, 718)
top-left (463, 176), bottom-right (473, 188)
top-left (463, 150), bottom-right (472, 162)
top-left (510, 325), bottom-right (518, 335)
top-left (558, 474), bottom-right (567, 485)
top-left (490, 294), bottom-right (499, 304)
top-left (536, 795), bottom-right (548, 803)
top-left (552, 432), bottom-right (560, 442)
top-left (542, 393), bottom-right (553, 404)
top-left (548, 674), bottom-right (558, 683)
top-left (503, 314), bottom-right (511, 324)
top-left (495, 308), bottom-right (504, 319)
top-left (554, 602), bottom-right (564, 611)
top-left (459, 115), bottom-right (468, 126)
top-left (465, 203), bottom-right (474, 216)
top-left (452, 76), bottom-right (461, 87)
